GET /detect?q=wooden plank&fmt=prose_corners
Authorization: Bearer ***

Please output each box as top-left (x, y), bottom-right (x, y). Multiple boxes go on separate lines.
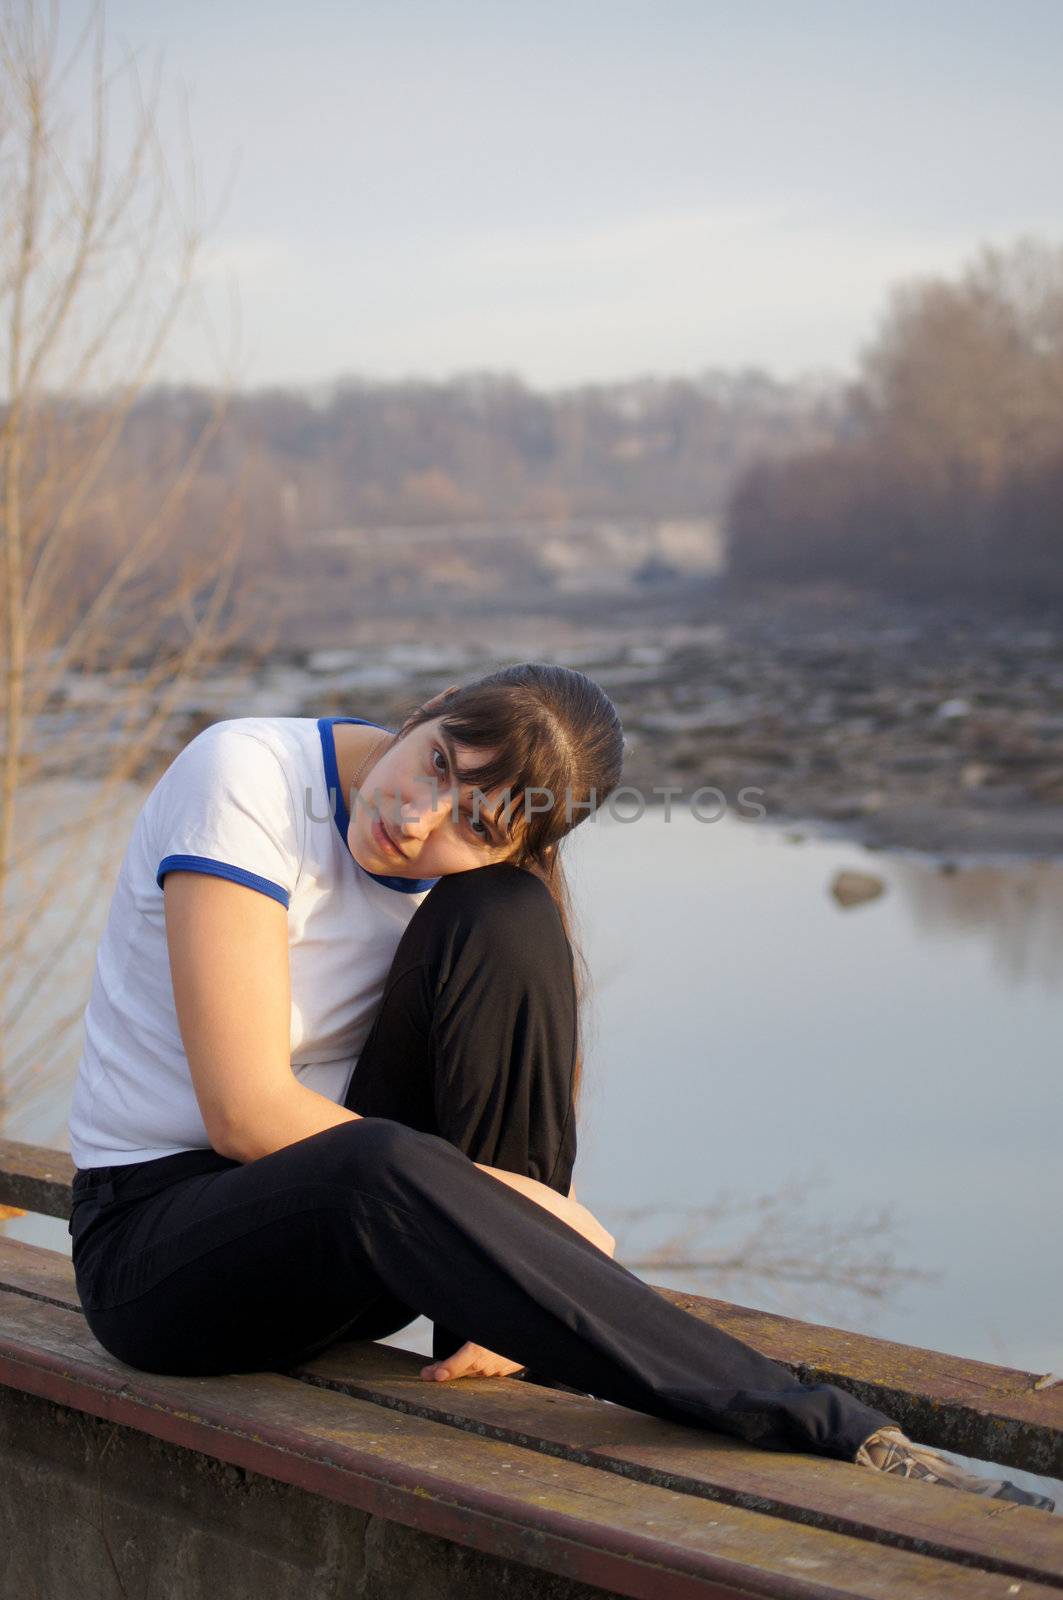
top-left (1, 1240), bottom-right (1060, 1589)
top-left (298, 1342), bottom-right (1063, 1590)
top-left (0, 1138), bottom-right (74, 1219)
top-left (655, 1288), bottom-right (1063, 1479)
top-left (0, 1289), bottom-right (1057, 1600)
top-left (0, 1235), bottom-right (79, 1308)
top-left (2, 1227), bottom-right (1059, 1477)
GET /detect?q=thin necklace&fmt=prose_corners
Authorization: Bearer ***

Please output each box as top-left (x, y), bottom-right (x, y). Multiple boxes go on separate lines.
top-left (349, 728), bottom-right (392, 802)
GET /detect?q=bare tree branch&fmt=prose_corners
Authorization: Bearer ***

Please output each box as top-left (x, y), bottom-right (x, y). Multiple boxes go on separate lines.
top-left (611, 1174), bottom-right (939, 1326)
top-left (0, 0), bottom-right (249, 1131)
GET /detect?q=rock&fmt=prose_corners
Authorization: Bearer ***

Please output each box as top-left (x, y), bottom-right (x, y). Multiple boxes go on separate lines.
top-left (830, 869), bottom-right (886, 908)
top-left (961, 761), bottom-right (991, 790)
top-left (889, 751), bottom-right (950, 772)
top-left (820, 797), bottom-right (865, 821)
top-left (1028, 768), bottom-right (1063, 803)
top-left (640, 704), bottom-right (749, 734)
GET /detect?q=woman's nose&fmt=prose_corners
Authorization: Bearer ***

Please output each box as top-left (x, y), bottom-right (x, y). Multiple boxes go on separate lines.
top-left (396, 789), bottom-right (452, 840)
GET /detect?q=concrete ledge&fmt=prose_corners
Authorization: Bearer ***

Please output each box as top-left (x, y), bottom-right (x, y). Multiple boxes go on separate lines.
top-left (0, 1386), bottom-right (616, 1600)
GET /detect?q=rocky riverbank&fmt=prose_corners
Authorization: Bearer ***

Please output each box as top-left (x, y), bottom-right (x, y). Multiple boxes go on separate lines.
top-left (46, 579), bottom-right (1063, 861)
top-left (269, 581), bottom-right (1063, 860)
top-left (590, 582), bottom-right (1063, 861)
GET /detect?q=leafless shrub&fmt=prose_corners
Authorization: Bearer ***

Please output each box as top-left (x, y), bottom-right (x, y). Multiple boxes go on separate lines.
top-left (0, 1), bottom-right (267, 1131)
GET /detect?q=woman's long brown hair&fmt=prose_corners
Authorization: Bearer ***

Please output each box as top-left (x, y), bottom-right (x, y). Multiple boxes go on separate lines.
top-left (393, 662), bottom-right (625, 1112)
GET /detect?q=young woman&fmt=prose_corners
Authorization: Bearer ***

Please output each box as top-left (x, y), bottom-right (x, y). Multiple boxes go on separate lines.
top-left (66, 662), bottom-right (1051, 1509)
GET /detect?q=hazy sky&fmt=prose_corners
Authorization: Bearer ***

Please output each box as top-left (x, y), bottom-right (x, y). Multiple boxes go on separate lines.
top-left (76, 0), bottom-right (1063, 390)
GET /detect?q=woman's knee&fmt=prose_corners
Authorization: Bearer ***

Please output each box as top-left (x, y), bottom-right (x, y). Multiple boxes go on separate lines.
top-left (325, 1114), bottom-right (433, 1186)
top-left (426, 863), bottom-right (570, 975)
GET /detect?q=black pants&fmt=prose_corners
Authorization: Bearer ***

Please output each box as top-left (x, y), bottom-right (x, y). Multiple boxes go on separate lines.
top-left (69, 864), bottom-right (892, 1460)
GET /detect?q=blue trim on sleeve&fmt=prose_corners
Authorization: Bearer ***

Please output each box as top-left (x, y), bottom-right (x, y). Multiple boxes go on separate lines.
top-left (316, 716), bottom-right (439, 896)
top-left (157, 855), bottom-right (290, 909)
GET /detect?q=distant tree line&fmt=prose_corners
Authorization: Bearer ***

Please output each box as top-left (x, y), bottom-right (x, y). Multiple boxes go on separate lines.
top-left (22, 367), bottom-right (839, 611)
top-left (725, 239), bottom-right (1063, 603)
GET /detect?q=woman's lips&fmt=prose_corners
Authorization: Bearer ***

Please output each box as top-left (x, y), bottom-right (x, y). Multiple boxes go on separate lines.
top-left (372, 813), bottom-right (407, 861)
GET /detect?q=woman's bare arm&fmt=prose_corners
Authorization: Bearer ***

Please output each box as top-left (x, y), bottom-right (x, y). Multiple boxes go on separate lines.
top-left (164, 871), bottom-right (361, 1161)
top-left (165, 870), bottom-right (609, 1258)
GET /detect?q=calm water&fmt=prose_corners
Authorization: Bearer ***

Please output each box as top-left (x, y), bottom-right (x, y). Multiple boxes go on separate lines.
top-left (567, 808), bottom-right (1063, 1370)
top-left (5, 795), bottom-right (1062, 1495)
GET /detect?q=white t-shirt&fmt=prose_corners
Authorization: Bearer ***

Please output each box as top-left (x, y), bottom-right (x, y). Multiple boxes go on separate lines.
top-left (68, 716), bottom-right (437, 1170)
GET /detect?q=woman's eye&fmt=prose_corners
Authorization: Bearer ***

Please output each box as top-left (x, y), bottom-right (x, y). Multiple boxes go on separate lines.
top-left (432, 746), bottom-right (492, 842)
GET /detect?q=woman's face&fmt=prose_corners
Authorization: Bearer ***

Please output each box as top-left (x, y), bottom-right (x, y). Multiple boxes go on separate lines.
top-left (346, 715), bottom-right (519, 879)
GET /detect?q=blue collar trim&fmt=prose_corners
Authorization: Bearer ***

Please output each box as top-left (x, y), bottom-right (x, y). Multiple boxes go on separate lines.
top-left (316, 716), bottom-right (439, 895)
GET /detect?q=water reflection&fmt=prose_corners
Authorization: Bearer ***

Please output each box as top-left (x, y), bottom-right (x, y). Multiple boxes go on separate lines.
top-left (563, 807), bottom-right (1062, 1377)
top-left (893, 861), bottom-right (1063, 988)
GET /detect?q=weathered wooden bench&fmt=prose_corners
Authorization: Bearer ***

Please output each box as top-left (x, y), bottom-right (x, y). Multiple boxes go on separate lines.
top-left (1, 1137), bottom-right (1060, 1599)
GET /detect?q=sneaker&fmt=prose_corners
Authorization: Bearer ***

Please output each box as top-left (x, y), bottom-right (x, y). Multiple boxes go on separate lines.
top-left (856, 1426), bottom-right (1055, 1512)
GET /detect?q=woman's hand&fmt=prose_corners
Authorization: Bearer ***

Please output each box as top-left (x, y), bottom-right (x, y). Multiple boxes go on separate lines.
top-left (420, 1344), bottom-right (526, 1382)
top-left (474, 1161), bottom-right (617, 1259)
top-left (562, 1197), bottom-right (616, 1259)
